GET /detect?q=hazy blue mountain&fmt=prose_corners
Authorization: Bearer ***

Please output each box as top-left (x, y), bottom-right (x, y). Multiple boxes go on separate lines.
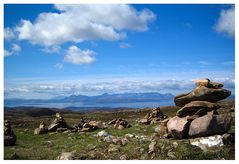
top-left (5, 92), bottom-right (174, 105)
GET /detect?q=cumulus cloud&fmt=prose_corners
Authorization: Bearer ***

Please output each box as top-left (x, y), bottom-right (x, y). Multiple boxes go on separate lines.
top-left (11, 43), bottom-right (21, 53)
top-left (64, 45), bottom-right (96, 65)
top-left (4, 49), bottom-right (12, 57)
top-left (4, 27), bottom-right (15, 41)
top-left (14, 4), bottom-right (156, 47)
top-left (215, 7), bottom-right (235, 37)
top-left (119, 42), bottom-right (132, 49)
top-left (42, 45), bottom-right (61, 53)
top-left (4, 44), bottom-right (21, 57)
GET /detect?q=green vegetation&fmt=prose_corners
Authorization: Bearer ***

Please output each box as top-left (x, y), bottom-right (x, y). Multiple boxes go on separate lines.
top-left (4, 102), bottom-right (235, 160)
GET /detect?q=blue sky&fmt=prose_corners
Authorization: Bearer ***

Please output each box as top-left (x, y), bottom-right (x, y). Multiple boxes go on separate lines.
top-left (4, 4), bottom-right (235, 99)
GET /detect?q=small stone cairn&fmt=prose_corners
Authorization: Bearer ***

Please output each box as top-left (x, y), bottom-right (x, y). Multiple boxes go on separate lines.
top-left (4, 120), bottom-right (17, 146)
top-left (48, 112), bottom-right (69, 132)
top-left (34, 121), bottom-right (48, 134)
top-left (167, 78), bottom-right (232, 139)
top-left (140, 107), bottom-right (167, 124)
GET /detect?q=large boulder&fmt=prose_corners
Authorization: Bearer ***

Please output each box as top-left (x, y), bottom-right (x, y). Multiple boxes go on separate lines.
top-left (176, 101), bottom-right (221, 117)
top-left (174, 86), bottom-right (231, 107)
top-left (4, 120), bottom-right (17, 146)
top-left (167, 116), bottom-right (190, 139)
top-left (189, 113), bottom-right (232, 138)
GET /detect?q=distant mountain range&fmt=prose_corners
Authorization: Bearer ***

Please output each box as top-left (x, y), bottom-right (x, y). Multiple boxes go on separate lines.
top-left (5, 92), bottom-right (174, 106)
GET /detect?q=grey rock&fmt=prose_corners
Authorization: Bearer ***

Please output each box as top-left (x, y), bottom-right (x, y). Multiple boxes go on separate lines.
top-left (167, 116), bottom-right (190, 139)
top-left (189, 113), bottom-right (232, 137)
top-left (176, 101), bottom-right (221, 117)
top-left (174, 86), bottom-right (231, 107)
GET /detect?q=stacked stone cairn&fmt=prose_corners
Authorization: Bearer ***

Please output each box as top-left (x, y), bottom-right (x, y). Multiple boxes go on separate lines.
top-left (108, 118), bottom-right (131, 129)
top-left (48, 112), bottom-right (69, 132)
top-left (4, 120), bottom-right (17, 146)
top-left (167, 78), bottom-right (232, 139)
top-left (140, 107), bottom-right (168, 124)
top-left (72, 119), bottom-right (107, 132)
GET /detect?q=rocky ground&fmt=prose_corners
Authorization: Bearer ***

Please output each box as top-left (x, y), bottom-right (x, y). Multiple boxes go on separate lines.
top-left (4, 99), bottom-right (235, 160)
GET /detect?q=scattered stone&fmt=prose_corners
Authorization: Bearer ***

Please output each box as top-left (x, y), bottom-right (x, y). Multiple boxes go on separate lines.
top-left (4, 120), bottom-right (17, 146)
top-left (222, 133), bottom-right (234, 145)
top-left (97, 130), bottom-right (109, 137)
top-left (89, 121), bottom-right (107, 129)
top-left (121, 137), bottom-right (130, 145)
top-left (57, 152), bottom-right (76, 160)
top-left (150, 133), bottom-right (159, 141)
top-left (174, 86), bottom-right (231, 107)
top-left (103, 135), bottom-right (114, 143)
top-left (108, 144), bottom-right (120, 153)
top-left (189, 113), bottom-right (232, 137)
top-left (108, 119), bottom-right (117, 125)
top-left (72, 119), bottom-right (87, 131)
top-left (190, 135), bottom-right (224, 151)
top-left (148, 141), bottom-right (157, 153)
top-left (125, 133), bottom-right (134, 139)
top-left (167, 116), bottom-right (190, 139)
top-left (120, 154), bottom-right (128, 160)
top-left (172, 142), bottom-right (178, 148)
top-left (34, 121), bottom-right (48, 135)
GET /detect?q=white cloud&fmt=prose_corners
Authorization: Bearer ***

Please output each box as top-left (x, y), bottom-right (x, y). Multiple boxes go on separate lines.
top-left (4, 49), bottom-right (12, 57)
top-left (42, 45), bottom-right (61, 53)
top-left (11, 43), bottom-right (21, 53)
top-left (221, 61), bottom-right (235, 65)
top-left (54, 63), bottom-right (63, 69)
top-left (4, 44), bottom-right (21, 57)
top-left (199, 61), bottom-right (212, 65)
top-left (64, 45), bottom-right (96, 65)
top-left (4, 78), bottom-right (235, 99)
top-left (4, 27), bottom-right (15, 41)
top-left (14, 4), bottom-right (156, 46)
top-left (215, 7), bottom-right (235, 37)
top-left (119, 42), bottom-right (132, 49)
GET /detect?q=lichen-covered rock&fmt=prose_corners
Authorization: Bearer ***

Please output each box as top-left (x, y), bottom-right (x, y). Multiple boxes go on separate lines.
top-left (190, 135), bottom-right (224, 150)
top-left (176, 101), bottom-right (221, 117)
top-left (167, 116), bottom-right (190, 139)
top-left (189, 113), bottom-right (232, 137)
top-left (174, 86), bottom-right (231, 107)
